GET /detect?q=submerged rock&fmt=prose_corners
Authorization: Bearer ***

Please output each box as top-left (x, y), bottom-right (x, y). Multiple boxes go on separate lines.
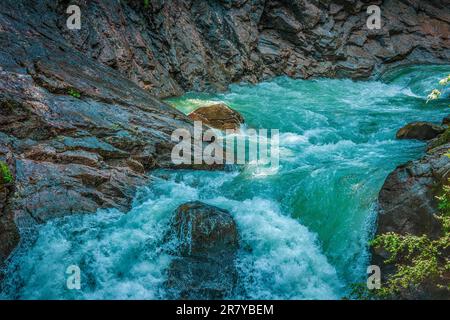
top-left (188, 103), bottom-right (244, 131)
top-left (165, 201), bottom-right (239, 299)
top-left (396, 122), bottom-right (445, 141)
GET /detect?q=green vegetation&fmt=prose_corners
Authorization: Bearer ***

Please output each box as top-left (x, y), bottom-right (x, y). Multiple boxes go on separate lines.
top-left (428, 127), bottom-right (450, 150)
top-left (0, 161), bottom-right (13, 185)
top-left (143, 0), bottom-right (149, 8)
top-left (368, 181), bottom-right (450, 299)
top-left (362, 72), bottom-right (450, 298)
top-left (67, 88), bottom-right (81, 99)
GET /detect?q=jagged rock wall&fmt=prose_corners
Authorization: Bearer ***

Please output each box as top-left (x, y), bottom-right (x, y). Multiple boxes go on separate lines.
top-left (56, 0), bottom-right (450, 98)
top-left (0, 0), bottom-right (195, 264)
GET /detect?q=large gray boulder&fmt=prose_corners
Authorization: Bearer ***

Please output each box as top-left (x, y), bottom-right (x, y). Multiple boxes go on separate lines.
top-left (165, 201), bottom-right (239, 299)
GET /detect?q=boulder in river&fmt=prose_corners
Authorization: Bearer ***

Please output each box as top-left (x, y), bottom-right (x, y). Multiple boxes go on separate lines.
top-left (188, 103), bottom-right (244, 131)
top-left (396, 122), bottom-right (445, 141)
top-left (165, 201), bottom-right (239, 299)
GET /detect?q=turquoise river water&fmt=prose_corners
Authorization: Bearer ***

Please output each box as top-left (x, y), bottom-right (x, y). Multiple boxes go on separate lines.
top-left (1, 65), bottom-right (449, 299)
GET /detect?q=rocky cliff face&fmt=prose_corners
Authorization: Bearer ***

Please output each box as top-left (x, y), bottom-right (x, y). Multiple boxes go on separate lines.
top-left (0, 0), bottom-right (196, 264)
top-left (0, 0), bottom-right (449, 266)
top-left (372, 123), bottom-right (450, 299)
top-left (56, 0), bottom-right (449, 98)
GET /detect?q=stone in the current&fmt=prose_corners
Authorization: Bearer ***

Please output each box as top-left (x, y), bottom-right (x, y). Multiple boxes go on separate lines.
top-left (396, 122), bottom-right (445, 141)
top-left (165, 201), bottom-right (239, 299)
top-left (188, 103), bottom-right (244, 131)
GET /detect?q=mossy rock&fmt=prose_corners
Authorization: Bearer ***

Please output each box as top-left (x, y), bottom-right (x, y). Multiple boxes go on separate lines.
top-left (427, 127), bottom-right (450, 150)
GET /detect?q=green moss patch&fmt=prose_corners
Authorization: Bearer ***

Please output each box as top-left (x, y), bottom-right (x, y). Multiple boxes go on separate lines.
top-left (67, 88), bottom-right (81, 99)
top-left (0, 161), bottom-right (13, 185)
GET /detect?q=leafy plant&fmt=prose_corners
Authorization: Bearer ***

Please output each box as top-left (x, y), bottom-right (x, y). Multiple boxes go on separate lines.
top-left (67, 88), bottom-right (81, 99)
top-left (143, 0), bottom-right (149, 8)
top-left (346, 283), bottom-right (379, 300)
top-left (0, 161), bottom-right (13, 185)
top-left (369, 181), bottom-right (450, 299)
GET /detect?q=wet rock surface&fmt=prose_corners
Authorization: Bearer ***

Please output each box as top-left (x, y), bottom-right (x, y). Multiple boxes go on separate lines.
top-left (375, 143), bottom-right (449, 238)
top-left (188, 103), bottom-right (245, 131)
top-left (442, 115), bottom-right (450, 126)
top-left (165, 201), bottom-right (239, 299)
top-left (396, 121), bottom-right (446, 141)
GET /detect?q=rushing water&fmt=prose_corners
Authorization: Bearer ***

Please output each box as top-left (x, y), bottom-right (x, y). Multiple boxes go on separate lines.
top-left (1, 65), bottom-right (449, 299)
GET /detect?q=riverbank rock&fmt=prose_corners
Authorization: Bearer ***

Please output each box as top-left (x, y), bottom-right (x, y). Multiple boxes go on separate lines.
top-left (165, 201), bottom-right (239, 299)
top-left (396, 122), bottom-right (445, 141)
top-left (188, 103), bottom-right (245, 131)
top-left (375, 144), bottom-right (449, 239)
top-left (373, 121), bottom-right (450, 299)
top-left (0, 3), bottom-right (199, 264)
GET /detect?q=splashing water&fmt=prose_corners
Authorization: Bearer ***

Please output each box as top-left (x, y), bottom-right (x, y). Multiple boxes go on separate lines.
top-left (1, 65), bottom-right (449, 299)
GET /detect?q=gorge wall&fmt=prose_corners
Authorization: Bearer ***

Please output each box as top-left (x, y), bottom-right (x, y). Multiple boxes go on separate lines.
top-left (1, 0), bottom-right (449, 268)
top-left (56, 0), bottom-right (450, 98)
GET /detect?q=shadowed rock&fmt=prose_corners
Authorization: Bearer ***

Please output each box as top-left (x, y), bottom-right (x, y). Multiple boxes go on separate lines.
top-left (188, 103), bottom-right (244, 131)
top-left (396, 122), bottom-right (445, 141)
top-left (165, 201), bottom-right (239, 299)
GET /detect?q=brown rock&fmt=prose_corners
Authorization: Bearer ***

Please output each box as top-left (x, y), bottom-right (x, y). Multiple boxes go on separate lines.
top-left (396, 122), bottom-right (445, 141)
top-left (188, 103), bottom-right (244, 131)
